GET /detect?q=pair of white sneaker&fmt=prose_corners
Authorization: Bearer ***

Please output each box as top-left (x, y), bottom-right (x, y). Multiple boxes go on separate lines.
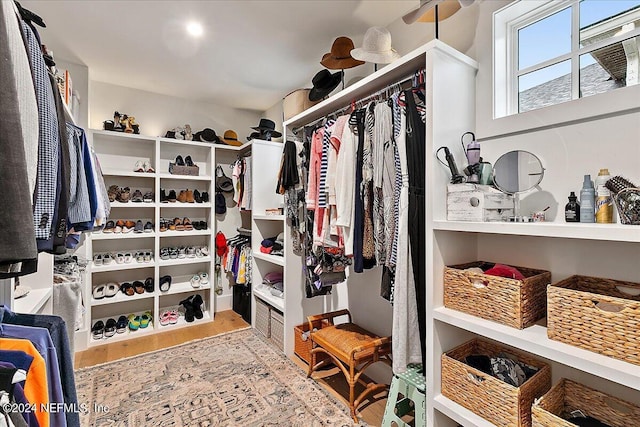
top-left (190, 272), bottom-right (209, 288)
top-left (134, 160), bottom-right (155, 173)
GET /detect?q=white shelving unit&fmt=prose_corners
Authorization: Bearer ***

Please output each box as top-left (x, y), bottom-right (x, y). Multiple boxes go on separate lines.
top-left (82, 130), bottom-right (217, 349)
top-left (249, 140), bottom-right (285, 350)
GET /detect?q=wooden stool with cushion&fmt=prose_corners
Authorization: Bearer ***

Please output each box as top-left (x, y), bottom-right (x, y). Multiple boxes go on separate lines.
top-left (306, 309), bottom-right (392, 422)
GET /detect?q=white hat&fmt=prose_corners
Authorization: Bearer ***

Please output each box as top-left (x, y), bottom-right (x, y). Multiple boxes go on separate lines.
top-left (351, 27), bottom-right (400, 65)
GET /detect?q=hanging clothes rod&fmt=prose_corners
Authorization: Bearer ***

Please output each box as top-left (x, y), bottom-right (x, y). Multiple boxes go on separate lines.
top-left (291, 68), bottom-right (425, 135)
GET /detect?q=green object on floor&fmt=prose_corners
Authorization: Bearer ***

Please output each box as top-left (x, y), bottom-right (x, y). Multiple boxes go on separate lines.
top-left (382, 363), bottom-right (426, 427)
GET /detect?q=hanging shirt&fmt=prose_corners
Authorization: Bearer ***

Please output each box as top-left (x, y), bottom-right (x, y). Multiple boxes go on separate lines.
top-left (22, 21), bottom-right (59, 242)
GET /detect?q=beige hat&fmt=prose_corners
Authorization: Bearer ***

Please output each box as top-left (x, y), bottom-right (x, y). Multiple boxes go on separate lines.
top-left (351, 27), bottom-right (400, 65)
top-left (221, 130), bottom-right (243, 147)
top-left (282, 89), bottom-right (321, 121)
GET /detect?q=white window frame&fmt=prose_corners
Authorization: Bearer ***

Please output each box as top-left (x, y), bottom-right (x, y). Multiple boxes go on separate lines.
top-left (493, 0), bottom-right (640, 119)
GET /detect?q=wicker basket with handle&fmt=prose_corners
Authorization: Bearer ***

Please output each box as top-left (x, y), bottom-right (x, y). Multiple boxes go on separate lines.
top-left (532, 378), bottom-right (640, 427)
top-left (547, 274), bottom-right (640, 365)
top-left (444, 261), bottom-right (551, 329)
top-left (293, 320), bottom-right (331, 365)
top-left (442, 338), bottom-right (551, 427)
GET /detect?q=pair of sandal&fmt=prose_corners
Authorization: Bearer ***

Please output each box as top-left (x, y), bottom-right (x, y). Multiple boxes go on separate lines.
top-left (92, 282), bottom-right (119, 299)
top-left (174, 155), bottom-right (196, 167)
top-left (134, 160), bottom-right (155, 173)
top-left (179, 294), bottom-right (204, 323)
top-left (159, 309), bottom-right (179, 326)
top-left (128, 311), bottom-right (152, 331)
top-left (120, 278), bottom-right (154, 296)
top-left (108, 186), bottom-right (131, 203)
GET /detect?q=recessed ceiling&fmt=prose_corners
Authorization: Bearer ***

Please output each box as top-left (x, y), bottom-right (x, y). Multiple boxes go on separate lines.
top-left (21, 0), bottom-right (417, 111)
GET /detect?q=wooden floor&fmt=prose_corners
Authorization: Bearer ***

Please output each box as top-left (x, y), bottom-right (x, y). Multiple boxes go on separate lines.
top-left (74, 310), bottom-right (249, 368)
top-left (75, 310), bottom-right (394, 426)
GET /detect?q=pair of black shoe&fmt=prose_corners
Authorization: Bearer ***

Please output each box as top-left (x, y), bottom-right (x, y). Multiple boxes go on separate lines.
top-left (175, 155), bottom-right (195, 167)
top-left (159, 275), bottom-right (172, 292)
top-left (180, 294), bottom-right (203, 323)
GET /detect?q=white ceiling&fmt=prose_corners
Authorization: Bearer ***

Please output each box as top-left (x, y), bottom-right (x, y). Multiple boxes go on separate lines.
top-left (21, 0), bottom-right (417, 112)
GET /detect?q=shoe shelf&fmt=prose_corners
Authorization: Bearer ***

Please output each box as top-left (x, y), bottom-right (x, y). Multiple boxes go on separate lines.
top-left (89, 321), bottom-right (156, 346)
top-left (83, 129), bottom-right (216, 351)
top-left (253, 252), bottom-right (285, 266)
top-left (159, 275), bottom-right (211, 296)
top-left (91, 261), bottom-right (155, 273)
top-left (160, 203), bottom-right (212, 209)
top-left (159, 229), bottom-right (211, 237)
top-left (253, 284), bottom-right (284, 312)
top-left (13, 288), bottom-right (53, 315)
top-left (101, 169), bottom-right (156, 178)
top-left (158, 173), bottom-right (212, 181)
top-left (110, 201), bottom-right (157, 208)
top-left (91, 290), bottom-right (154, 307)
top-left (158, 257), bottom-right (211, 267)
top-left (92, 232), bottom-right (156, 240)
top-left (157, 308), bottom-right (211, 330)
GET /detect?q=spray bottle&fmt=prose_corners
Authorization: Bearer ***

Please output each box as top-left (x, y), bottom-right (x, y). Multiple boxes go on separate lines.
top-left (595, 168), bottom-right (613, 223)
top-left (580, 175), bottom-right (595, 223)
top-left (461, 132), bottom-right (481, 183)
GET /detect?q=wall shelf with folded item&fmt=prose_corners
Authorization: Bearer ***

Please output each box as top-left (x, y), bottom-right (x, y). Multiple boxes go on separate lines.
top-left (80, 129), bottom-right (220, 350)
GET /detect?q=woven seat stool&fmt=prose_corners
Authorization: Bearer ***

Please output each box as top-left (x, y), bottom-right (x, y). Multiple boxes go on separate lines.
top-left (381, 363), bottom-right (426, 427)
top-left (306, 309), bottom-right (392, 422)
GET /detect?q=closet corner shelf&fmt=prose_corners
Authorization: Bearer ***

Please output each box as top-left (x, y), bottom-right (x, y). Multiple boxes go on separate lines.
top-left (101, 169), bottom-right (157, 178)
top-left (13, 288), bottom-right (52, 314)
top-left (158, 173), bottom-right (212, 182)
top-left (433, 307), bottom-right (640, 391)
top-left (90, 129), bottom-right (156, 143)
top-left (253, 285), bottom-right (285, 312)
top-left (92, 232), bottom-right (156, 241)
top-left (158, 257), bottom-right (211, 267)
top-left (160, 202), bottom-right (212, 209)
top-left (90, 261), bottom-right (155, 274)
top-left (91, 291), bottom-right (154, 307)
top-left (159, 229), bottom-right (211, 237)
top-left (432, 220), bottom-right (640, 243)
top-left (253, 214), bottom-right (285, 221)
top-left (215, 140), bottom-right (253, 152)
top-left (157, 309), bottom-right (211, 331)
top-left (252, 252), bottom-right (285, 266)
top-left (157, 137), bottom-right (213, 148)
top-left (433, 394), bottom-right (495, 427)
top-left (159, 277), bottom-right (211, 296)
top-left (110, 201), bottom-right (158, 208)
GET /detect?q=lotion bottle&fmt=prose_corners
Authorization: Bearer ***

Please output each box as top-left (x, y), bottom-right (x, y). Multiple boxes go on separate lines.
top-left (580, 175), bottom-right (595, 223)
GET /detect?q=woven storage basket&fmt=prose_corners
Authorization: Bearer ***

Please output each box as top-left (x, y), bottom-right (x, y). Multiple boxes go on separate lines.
top-left (547, 275), bottom-right (640, 365)
top-left (255, 298), bottom-right (270, 338)
top-left (294, 320), bottom-right (331, 365)
top-left (442, 338), bottom-right (551, 427)
top-left (444, 261), bottom-right (551, 329)
top-left (532, 379), bottom-right (640, 427)
top-left (270, 309), bottom-right (284, 350)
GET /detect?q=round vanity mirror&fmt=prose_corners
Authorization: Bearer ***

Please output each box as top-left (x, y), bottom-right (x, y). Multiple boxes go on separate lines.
top-left (492, 150), bottom-right (544, 194)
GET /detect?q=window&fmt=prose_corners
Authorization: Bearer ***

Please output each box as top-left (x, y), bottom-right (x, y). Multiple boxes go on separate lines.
top-left (494, 0), bottom-right (640, 118)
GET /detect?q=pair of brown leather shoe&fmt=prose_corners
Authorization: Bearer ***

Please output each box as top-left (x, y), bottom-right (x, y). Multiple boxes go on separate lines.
top-left (177, 189), bottom-right (195, 203)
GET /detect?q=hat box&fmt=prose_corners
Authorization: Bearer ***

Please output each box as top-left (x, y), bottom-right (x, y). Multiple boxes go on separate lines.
top-left (283, 89), bottom-right (321, 121)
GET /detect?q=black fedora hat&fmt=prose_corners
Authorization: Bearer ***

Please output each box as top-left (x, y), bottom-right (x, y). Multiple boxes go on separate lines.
top-left (309, 69), bottom-right (343, 101)
top-left (251, 119), bottom-right (281, 138)
top-left (195, 128), bottom-right (220, 143)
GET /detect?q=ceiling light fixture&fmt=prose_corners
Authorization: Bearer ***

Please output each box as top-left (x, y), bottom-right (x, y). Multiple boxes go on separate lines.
top-left (186, 21), bottom-right (204, 38)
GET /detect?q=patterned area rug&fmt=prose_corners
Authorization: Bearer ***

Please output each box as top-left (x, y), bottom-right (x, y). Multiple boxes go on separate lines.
top-left (75, 329), bottom-right (363, 426)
